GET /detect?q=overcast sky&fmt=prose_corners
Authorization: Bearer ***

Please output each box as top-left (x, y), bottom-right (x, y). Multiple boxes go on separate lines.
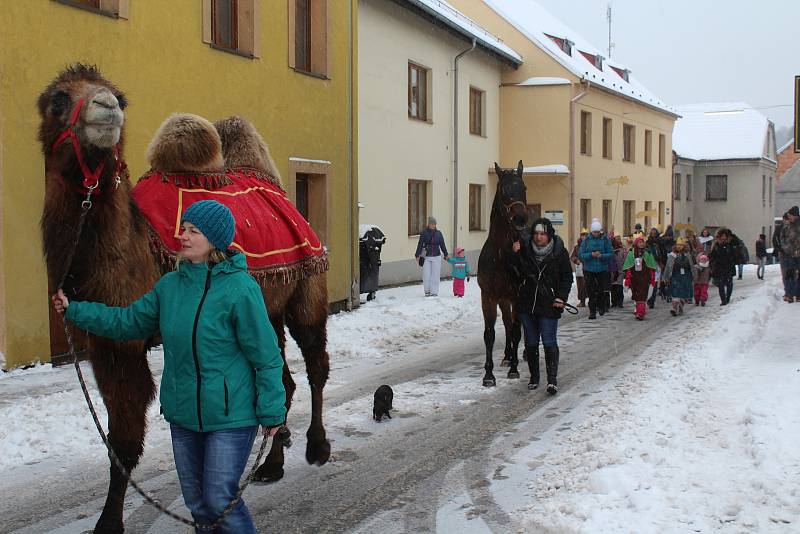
top-left (533, 0), bottom-right (797, 133)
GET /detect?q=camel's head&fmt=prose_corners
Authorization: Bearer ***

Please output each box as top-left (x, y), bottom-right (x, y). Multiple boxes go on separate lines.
top-left (214, 116), bottom-right (283, 187)
top-left (37, 64), bottom-right (126, 155)
top-left (146, 113), bottom-right (224, 173)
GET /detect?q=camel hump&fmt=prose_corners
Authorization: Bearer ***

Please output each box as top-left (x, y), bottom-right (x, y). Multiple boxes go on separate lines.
top-left (214, 115), bottom-right (283, 184)
top-left (146, 113), bottom-right (224, 173)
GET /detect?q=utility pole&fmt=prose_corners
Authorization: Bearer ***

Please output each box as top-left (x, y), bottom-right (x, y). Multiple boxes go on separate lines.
top-left (606, 3), bottom-right (614, 58)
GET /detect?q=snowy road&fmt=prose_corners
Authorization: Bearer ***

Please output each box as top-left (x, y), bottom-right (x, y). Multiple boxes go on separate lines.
top-left (2, 268), bottom-right (796, 533)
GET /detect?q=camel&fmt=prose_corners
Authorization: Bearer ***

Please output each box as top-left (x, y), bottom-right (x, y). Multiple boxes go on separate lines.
top-left (37, 64), bottom-right (330, 533)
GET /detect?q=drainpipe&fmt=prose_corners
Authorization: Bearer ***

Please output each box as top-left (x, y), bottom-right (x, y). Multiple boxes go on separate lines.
top-left (346, 0), bottom-right (356, 311)
top-left (569, 80), bottom-right (589, 248)
top-left (453, 39), bottom-right (476, 254)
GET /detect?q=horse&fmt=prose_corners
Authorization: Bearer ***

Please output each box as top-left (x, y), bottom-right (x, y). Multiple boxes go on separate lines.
top-left (477, 161), bottom-right (529, 387)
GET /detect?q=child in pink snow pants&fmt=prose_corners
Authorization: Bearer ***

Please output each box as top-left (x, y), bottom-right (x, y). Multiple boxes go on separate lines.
top-left (693, 253), bottom-right (711, 306)
top-left (448, 247), bottom-right (471, 297)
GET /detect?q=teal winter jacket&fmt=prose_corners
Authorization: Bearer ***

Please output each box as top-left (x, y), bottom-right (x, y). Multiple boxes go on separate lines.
top-left (447, 256), bottom-right (470, 279)
top-left (578, 234), bottom-right (613, 273)
top-left (65, 252), bottom-right (286, 432)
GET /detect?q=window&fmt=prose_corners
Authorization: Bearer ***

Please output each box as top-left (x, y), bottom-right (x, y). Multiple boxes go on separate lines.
top-left (673, 173), bottom-right (681, 200)
top-left (408, 63), bottom-right (429, 122)
top-left (54, 0), bottom-right (128, 17)
top-left (295, 173), bottom-right (309, 219)
top-left (658, 134), bottom-right (666, 168)
top-left (579, 51), bottom-right (604, 70)
top-left (762, 175), bottom-right (766, 207)
top-left (658, 201), bottom-right (665, 227)
top-left (580, 111), bottom-right (592, 155)
top-left (288, 0), bottom-right (328, 77)
top-left (408, 180), bottom-right (429, 235)
top-left (644, 200), bottom-right (652, 230)
top-left (469, 87), bottom-right (485, 136)
top-left (623, 200), bottom-right (635, 235)
top-left (469, 184), bottom-right (484, 231)
top-left (602, 199), bottom-right (612, 231)
top-left (289, 158), bottom-right (330, 244)
top-left (706, 175), bottom-right (728, 201)
top-left (622, 124), bottom-right (635, 162)
top-left (644, 130), bottom-right (652, 166)
top-left (580, 199), bottom-right (591, 231)
top-left (545, 34), bottom-right (573, 55)
top-left (686, 174), bottom-right (692, 201)
top-left (203, 0), bottom-right (259, 57)
top-left (769, 176), bottom-right (773, 206)
top-left (602, 118), bottom-right (612, 159)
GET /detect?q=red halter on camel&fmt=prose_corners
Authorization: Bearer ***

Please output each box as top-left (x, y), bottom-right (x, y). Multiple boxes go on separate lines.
top-left (51, 97), bottom-right (122, 197)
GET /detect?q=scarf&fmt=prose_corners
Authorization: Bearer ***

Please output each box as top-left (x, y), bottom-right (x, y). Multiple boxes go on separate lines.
top-left (531, 239), bottom-right (554, 260)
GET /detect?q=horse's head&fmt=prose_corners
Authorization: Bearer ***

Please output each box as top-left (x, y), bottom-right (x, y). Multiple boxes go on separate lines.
top-left (493, 161), bottom-right (529, 232)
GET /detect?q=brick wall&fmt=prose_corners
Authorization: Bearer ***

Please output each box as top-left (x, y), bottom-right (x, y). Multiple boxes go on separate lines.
top-left (777, 144), bottom-right (800, 180)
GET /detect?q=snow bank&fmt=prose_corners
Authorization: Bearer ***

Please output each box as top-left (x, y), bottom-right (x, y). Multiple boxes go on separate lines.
top-left (493, 267), bottom-right (800, 532)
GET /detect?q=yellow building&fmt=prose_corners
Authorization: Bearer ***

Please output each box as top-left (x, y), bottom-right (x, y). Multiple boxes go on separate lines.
top-left (0, 0), bottom-right (358, 369)
top-left (447, 0), bottom-right (679, 248)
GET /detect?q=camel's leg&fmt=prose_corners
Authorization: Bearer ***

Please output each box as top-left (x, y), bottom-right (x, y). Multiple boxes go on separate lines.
top-left (254, 315), bottom-right (296, 482)
top-left (500, 301), bottom-right (520, 379)
top-left (481, 294), bottom-right (498, 387)
top-left (285, 275), bottom-right (331, 466)
top-left (91, 340), bottom-right (155, 534)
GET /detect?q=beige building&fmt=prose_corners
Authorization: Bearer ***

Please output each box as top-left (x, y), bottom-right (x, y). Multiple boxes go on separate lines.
top-left (447, 0), bottom-right (678, 248)
top-left (358, 0), bottom-right (521, 285)
top-left (673, 103), bottom-right (778, 256)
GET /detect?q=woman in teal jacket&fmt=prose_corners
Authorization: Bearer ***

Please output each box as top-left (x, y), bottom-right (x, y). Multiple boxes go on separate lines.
top-left (53, 200), bottom-right (284, 534)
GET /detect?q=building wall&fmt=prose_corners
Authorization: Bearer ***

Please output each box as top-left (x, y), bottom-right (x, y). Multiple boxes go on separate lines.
top-left (572, 89), bottom-right (674, 243)
top-left (358, 0), bottom-right (506, 285)
top-left (0, 0), bottom-right (357, 368)
top-left (777, 145), bottom-right (800, 180)
top-left (673, 158), bottom-right (776, 259)
top-left (447, 0), bottom-right (676, 249)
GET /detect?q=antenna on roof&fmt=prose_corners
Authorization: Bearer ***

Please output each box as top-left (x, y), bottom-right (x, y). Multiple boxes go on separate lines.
top-left (606, 3), bottom-right (615, 58)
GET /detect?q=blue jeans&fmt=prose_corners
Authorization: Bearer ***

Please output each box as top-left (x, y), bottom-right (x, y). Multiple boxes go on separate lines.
top-left (170, 424), bottom-right (258, 534)
top-left (783, 256), bottom-right (800, 297)
top-left (737, 264), bottom-right (744, 278)
top-left (518, 312), bottom-right (559, 348)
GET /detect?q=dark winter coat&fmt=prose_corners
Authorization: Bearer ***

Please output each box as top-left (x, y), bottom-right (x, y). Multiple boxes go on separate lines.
top-left (780, 219), bottom-right (800, 258)
top-left (709, 238), bottom-right (742, 280)
top-left (646, 235), bottom-right (663, 265)
top-left (755, 239), bottom-right (767, 259)
top-left (512, 235), bottom-right (573, 319)
top-left (773, 224), bottom-right (784, 258)
top-left (414, 228), bottom-right (448, 258)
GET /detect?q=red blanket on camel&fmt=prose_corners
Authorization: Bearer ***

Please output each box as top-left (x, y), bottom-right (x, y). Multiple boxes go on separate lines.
top-left (131, 168), bottom-right (328, 285)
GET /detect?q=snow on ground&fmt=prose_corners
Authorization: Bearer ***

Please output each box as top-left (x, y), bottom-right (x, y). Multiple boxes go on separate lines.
top-left (480, 265), bottom-right (800, 532)
top-left (0, 278), bottom-right (492, 473)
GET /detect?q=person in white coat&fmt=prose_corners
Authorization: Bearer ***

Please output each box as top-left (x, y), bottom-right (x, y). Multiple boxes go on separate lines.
top-left (414, 217), bottom-right (449, 296)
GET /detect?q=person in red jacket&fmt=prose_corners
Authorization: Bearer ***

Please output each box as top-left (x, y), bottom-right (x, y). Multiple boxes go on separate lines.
top-left (622, 235), bottom-right (658, 320)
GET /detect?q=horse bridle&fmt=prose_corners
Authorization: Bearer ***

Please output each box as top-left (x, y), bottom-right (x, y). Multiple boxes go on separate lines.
top-left (51, 97), bottom-right (122, 205)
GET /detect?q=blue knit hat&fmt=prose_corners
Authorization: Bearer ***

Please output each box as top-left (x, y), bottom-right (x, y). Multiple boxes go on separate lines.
top-left (181, 200), bottom-right (236, 251)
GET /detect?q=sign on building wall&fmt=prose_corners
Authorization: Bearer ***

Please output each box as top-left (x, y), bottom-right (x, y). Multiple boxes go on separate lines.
top-left (544, 210), bottom-right (565, 225)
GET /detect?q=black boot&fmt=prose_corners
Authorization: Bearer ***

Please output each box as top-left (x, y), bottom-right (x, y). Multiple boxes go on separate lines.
top-left (588, 301), bottom-right (597, 319)
top-left (544, 346), bottom-right (559, 395)
top-left (525, 347), bottom-right (540, 390)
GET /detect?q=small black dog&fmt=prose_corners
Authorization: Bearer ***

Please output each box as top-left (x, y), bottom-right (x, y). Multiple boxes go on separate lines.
top-left (373, 385), bottom-right (393, 422)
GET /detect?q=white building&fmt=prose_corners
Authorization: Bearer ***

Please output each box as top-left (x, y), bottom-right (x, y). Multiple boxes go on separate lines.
top-left (358, 0), bottom-right (521, 285)
top-left (672, 102), bottom-right (777, 257)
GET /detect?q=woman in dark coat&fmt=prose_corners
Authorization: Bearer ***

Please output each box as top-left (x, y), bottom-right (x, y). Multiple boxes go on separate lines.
top-left (709, 227), bottom-right (742, 305)
top-left (512, 218), bottom-right (573, 394)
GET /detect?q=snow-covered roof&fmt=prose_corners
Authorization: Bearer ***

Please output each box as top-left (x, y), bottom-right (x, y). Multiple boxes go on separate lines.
top-left (523, 164), bottom-right (570, 175)
top-left (779, 138), bottom-right (795, 154)
top-left (482, 0), bottom-right (676, 116)
top-left (673, 102), bottom-right (772, 161)
top-left (402, 0), bottom-right (522, 65)
top-left (515, 76), bottom-right (571, 87)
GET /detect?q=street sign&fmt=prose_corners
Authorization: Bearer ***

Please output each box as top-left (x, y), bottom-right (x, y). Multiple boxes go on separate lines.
top-left (795, 75), bottom-right (799, 153)
top-left (544, 209), bottom-right (564, 225)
